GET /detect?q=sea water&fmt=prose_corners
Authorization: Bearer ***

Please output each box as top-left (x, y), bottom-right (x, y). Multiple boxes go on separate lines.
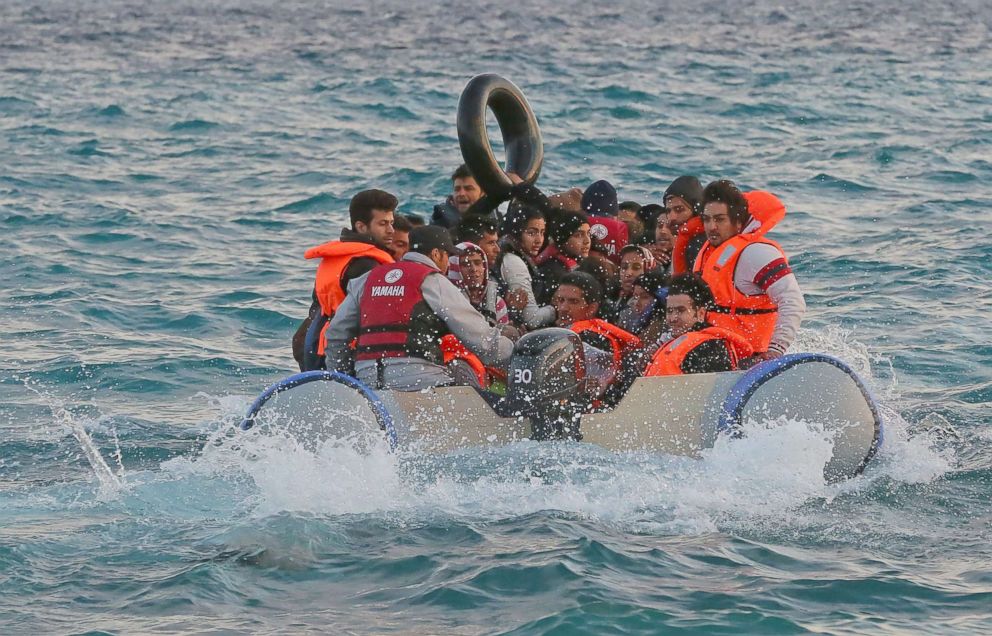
top-left (1, 0), bottom-right (990, 633)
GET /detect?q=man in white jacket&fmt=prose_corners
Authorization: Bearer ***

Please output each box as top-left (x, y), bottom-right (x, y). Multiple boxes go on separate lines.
top-left (693, 180), bottom-right (806, 361)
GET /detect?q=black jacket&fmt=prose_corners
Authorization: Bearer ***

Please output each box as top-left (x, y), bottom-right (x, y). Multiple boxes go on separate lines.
top-left (291, 228), bottom-right (392, 369)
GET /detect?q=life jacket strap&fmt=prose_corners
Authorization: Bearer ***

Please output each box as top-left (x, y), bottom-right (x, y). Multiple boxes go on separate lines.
top-left (711, 304), bottom-right (777, 315)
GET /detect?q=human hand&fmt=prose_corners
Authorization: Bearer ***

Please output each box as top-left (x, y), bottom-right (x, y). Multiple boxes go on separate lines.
top-left (739, 350), bottom-right (784, 369)
top-left (506, 288), bottom-right (529, 311)
top-left (650, 246), bottom-right (672, 266)
top-left (507, 172), bottom-right (524, 185)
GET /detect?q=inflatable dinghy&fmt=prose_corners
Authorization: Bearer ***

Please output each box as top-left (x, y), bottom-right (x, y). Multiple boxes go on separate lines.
top-left (243, 329), bottom-right (882, 482)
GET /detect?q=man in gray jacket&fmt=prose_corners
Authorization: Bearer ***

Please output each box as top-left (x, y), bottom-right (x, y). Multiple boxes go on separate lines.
top-left (324, 225), bottom-right (516, 391)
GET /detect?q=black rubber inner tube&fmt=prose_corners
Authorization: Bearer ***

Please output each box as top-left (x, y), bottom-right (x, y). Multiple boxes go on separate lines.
top-left (457, 74), bottom-right (543, 198)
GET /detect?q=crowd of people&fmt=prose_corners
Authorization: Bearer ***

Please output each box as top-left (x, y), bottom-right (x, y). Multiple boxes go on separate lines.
top-left (292, 165), bottom-right (806, 404)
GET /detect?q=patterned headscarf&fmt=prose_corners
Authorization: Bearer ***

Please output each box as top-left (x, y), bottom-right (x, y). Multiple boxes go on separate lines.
top-left (447, 241), bottom-right (508, 325)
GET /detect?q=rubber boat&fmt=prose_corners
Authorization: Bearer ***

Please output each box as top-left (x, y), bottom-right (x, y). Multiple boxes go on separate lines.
top-left (245, 75), bottom-right (881, 481)
top-left (243, 329), bottom-right (882, 482)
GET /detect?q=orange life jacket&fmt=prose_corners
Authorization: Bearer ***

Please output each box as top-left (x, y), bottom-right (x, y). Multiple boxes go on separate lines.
top-left (440, 334), bottom-right (488, 388)
top-left (672, 215), bottom-right (704, 275)
top-left (643, 326), bottom-right (754, 376)
top-left (304, 241), bottom-right (393, 355)
top-left (570, 319), bottom-right (642, 372)
top-left (692, 191), bottom-right (788, 353)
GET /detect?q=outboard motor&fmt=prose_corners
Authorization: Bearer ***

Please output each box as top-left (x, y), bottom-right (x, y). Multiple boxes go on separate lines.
top-left (506, 328), bottom-right (588, 440)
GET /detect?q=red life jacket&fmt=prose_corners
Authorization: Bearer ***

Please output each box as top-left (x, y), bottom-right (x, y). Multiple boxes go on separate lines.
top-left (355, 261), bottom-right (447, 363)
top-left (672, 216), bottom-right (704, 275)
top-left (304, 240), bottom-right (394, 355)
top-left (570, 319), bottom-right (642, 372)
top-left (587, 216), bottom-right (629, 265)
top-left (692, 191), bottom-right (788, 353)
top-left (643, 326), bottom-right (754, 376)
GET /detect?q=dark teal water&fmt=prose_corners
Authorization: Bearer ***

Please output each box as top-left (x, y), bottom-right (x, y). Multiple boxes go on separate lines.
top-left (2, 0), bottom-right (991, 633)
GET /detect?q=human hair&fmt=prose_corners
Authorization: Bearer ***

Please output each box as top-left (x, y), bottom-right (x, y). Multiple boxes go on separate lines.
top-left (501, 201), bottom-right (545, 238)
top-left (451, 164), bottom-right (473, 181)
top-left (559, 271), bottom-right (603, 306)
top-left (667, 273), bottom-right (715, 311)
top-left (634, 270), bottom-right (670, 320)
top-left (393, 214), bottom-right (413, 233)
top-left (455, 214), bottom-right (498, 244)
top-left (577, 253), bottom-right (620, 301)
top-left (619, 200), bottom-right (641, 213)
top-left (701, 179), bottom-right (748, 226)
top-left (547, 209), bottom-right (589, 247)
top-left (404, 213), bottom-right (426, 227)
top-left (637, 203), bottom-right (665, 226)
top-left (349, 189), bottom-right (398, 229)
top-left (620, 244), bottom-right (652, 262)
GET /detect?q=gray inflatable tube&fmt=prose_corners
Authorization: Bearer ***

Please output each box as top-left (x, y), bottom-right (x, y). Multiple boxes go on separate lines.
top-left (457, 73), bottom-right (543, 198)
top-left (240, 354), bottom-right (882, 482)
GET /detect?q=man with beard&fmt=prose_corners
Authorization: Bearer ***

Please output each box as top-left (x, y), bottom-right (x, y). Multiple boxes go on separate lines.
top-left (643, 273), bottom-right (752, 375)
top-left (692, 180), bottom-right (805, 362)
top-left (431, 164), bottom-right (486, 228)
top-left (293, 189), bottom-right (397, 371)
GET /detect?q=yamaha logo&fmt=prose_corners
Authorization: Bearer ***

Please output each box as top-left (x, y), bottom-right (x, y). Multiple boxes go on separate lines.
top-left (384, 269), bottom-right (403, 284)
top-left (590, 223), bottom-right (608, 240)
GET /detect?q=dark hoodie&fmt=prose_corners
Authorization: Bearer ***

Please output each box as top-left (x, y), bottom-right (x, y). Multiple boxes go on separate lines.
top-left (664, 176), bottom-right (707, 268)
top-left (663, 176), bottom-right (704, 214)
top-left (431, 195), bottom-right (503, 229)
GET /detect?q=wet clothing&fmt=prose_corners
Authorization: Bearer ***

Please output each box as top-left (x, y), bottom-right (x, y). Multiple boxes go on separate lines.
top-left (293, 228), bottom-right (393, 370)
top-left (569, 319), bottom-right (641, 407)
top-left (644, 323), bottom-right (753, 375)
top-left (324, 251), bottom-right (514, 391)
top-left (354, 261), bottom-right (445, 363)
top-left (570, 319), bottom-right (642, 373)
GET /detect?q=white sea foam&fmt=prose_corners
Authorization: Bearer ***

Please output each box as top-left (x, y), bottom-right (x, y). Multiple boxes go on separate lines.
top-left (163, 327), bottom-right (952, 533)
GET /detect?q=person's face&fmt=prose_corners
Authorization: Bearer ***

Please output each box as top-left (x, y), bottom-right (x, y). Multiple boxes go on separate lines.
top-left (654, 223), bottom-right (674, 251)
top-left (701, 201), bottom-right (743, 247)
top-left (665, 196), bottom-right (694, 230)
top-left (619, 251), bottom-right (647, 295)
top-left (452, 177), bottom-right (482, 214)
top-left (356, 209), bottom-right (395, 247)
top-left (553, 284), bottom-right (598, 327)
top-left (460, 252), bottom-right (487, 290)
top-left (666, 293), bottom-right (706, 337)
top-left (477, 231), bottom-right (500, 265)
top-left (562, 223), bottom-right (591, 259)
top-left (520, 218), bottom-right (545, 258)
top-left (391, 230), bottom-right (409, 259)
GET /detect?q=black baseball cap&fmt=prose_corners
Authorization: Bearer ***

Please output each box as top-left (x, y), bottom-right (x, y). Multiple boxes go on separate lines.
top-left (409, 225), bottom-right (466, 256)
